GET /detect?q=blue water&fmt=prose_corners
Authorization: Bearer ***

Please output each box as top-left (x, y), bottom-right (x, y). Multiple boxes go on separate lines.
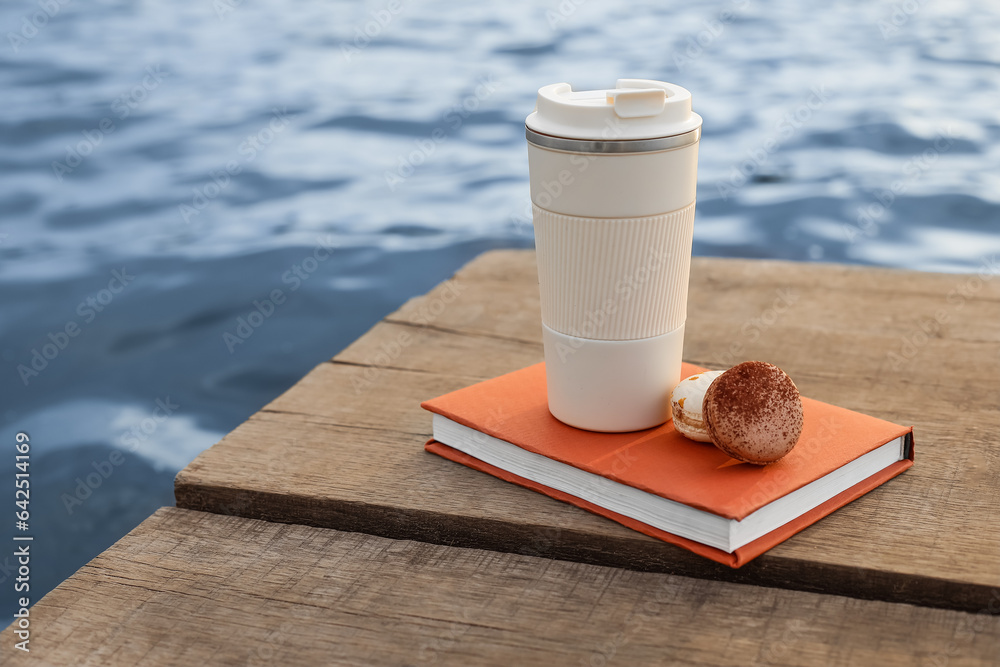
top-left (1, 0), bottom-right (998, 615)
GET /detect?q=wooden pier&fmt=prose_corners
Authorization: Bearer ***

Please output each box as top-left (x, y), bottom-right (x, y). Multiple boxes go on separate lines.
top-left (5, 250), bottom-right (1000, 665)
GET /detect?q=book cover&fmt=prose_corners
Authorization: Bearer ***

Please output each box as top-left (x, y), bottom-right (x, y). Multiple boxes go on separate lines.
top-left (421, 362), bottom-right (914, 567)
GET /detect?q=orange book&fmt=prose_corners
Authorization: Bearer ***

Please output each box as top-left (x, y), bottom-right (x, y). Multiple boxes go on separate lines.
top-left (421, 362), bottom-right (913, 567)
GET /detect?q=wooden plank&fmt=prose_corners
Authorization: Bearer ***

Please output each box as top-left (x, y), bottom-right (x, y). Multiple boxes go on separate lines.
top-left (176, 250), bottom-right (1000, 612)
top-left (5, 507), bottom-right (1000, 666)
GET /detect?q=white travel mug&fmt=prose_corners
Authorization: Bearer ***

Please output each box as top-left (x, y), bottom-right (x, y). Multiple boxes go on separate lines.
top-left (526, 79), bottom-right (702, 432)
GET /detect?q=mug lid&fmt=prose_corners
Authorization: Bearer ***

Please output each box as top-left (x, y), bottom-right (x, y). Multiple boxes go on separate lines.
top-left (525, 79), bottom-right (702, 141)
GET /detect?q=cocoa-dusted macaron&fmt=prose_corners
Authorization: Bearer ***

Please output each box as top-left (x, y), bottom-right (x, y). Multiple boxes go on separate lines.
top-left (703, 361), bottom-right (803, 465)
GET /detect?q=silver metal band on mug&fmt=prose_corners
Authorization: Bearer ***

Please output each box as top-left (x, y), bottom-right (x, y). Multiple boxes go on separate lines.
top-left (525, 126), bottom-right (701, 154)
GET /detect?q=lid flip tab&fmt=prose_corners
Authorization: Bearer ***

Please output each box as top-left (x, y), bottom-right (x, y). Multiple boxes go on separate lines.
top-left (606, 88), bottom-right (666, 118)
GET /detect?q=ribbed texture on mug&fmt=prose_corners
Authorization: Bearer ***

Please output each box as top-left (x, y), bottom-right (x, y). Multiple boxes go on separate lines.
top-left (533, 202), bottom-right (695, 341)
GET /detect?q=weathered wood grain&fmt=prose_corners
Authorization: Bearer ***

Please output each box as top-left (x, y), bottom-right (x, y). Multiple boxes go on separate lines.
top-left (5, 507), bottom-right (999, 666)
top-left (176, 250), bottom-right (1000, 612)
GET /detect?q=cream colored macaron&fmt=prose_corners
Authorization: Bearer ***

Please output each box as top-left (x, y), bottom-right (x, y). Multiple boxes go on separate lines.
top-left (670, 370), bottom-right (725, 442)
